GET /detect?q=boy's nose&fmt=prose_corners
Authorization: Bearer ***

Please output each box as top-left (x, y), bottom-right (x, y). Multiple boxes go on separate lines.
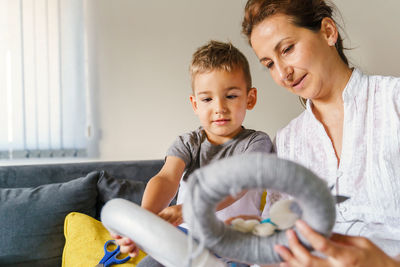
top-left (214, 99), bottom-right (227, 114)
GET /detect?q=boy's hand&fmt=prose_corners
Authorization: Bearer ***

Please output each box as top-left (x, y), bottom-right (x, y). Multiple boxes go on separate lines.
top-left (158, 204), bottom-right (183, 226)
top-left (110, 232), bottom-right (140, 258)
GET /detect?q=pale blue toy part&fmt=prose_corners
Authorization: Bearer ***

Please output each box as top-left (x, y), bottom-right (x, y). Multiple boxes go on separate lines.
top-left (182, 153), bottom-right (336, 265)
top-left (101, 198), bottom-right (226, 267)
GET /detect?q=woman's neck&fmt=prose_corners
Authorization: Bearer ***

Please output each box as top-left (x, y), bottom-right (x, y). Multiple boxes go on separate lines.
top-left (310, 62), bottom-right (352, 164)
top-left (311, 63), bottom-right (352, 115)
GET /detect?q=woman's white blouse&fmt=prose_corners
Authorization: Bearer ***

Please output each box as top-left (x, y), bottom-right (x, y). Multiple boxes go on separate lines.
top-left (276, 68), bottom-right (400, 256)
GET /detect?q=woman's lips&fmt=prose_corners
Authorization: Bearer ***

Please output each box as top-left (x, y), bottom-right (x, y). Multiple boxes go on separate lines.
top-left (292, 74), bottom-right (307, 91)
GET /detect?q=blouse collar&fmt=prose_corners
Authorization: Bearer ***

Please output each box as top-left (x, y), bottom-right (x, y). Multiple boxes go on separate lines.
top-left (305, 68), bottom-right (363, 112)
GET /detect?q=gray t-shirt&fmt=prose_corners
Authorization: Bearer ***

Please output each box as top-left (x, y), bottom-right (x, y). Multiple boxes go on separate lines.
top-left (166, 126), bottom-right (274, 221)
top-left (167, 126), bottom-right (273, 181)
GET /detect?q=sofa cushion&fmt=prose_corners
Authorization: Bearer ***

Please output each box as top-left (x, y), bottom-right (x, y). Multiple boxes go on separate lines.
top-left (0, 171), bottom-right (99, 266)
top-left (96, 171), bottom-right (146, 219)
top-left (97, 171), bottom-right (146, 205)
top-left (62, 212), bottom-right (146, 267)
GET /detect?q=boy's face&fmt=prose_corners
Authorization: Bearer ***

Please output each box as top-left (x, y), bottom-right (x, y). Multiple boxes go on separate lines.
top-left (190, 68), bottom-right (257, 145)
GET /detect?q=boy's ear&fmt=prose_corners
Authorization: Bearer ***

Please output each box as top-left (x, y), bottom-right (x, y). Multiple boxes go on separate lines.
top-left (189, 95), bottom-right (198, 114)
top-left (246, 88), bottom-right (257, 110)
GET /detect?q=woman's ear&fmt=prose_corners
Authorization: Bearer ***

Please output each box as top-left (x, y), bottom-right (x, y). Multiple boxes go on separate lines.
top-left (189, 95), bottom-right (198, 114)
top-left (321, 17), bottom-right (338, 47)
top-left (246, 88), bottom-right (257, 110)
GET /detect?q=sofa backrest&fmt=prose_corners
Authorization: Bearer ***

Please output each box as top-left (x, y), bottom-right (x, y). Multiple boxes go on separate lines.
top-left (0, 160), bottom-right (164, 188)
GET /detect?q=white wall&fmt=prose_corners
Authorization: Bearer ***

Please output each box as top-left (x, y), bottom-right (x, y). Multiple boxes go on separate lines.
top-left (85, 0), bottom-right (400, 161)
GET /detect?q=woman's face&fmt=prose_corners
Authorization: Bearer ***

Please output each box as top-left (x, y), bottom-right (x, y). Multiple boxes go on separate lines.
top-left (250, 13), bottom-right (338, 100)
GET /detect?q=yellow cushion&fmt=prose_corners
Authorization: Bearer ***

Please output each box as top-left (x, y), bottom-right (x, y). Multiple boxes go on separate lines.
top-left (62, 212), bottom-right (146, 267)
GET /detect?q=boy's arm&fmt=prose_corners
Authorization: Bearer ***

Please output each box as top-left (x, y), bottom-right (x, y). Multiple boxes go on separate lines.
top-left (111, 156), bottom-right (185, 256)
top-left (216, 191), bottom-right (247, 211)
top-left (141, 156), bottom-right (185, 214)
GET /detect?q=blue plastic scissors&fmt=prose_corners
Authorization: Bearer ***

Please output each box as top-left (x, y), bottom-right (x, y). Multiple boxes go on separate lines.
top-left (95, 240), bottom-right (130, 267)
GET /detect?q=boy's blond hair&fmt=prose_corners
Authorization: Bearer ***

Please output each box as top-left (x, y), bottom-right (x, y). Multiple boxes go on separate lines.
top-left (189, 40), bottom-right (252, 91)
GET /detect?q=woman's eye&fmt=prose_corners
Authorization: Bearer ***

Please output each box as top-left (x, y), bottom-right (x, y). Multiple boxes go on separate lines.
top-left (227, 95), bottom-right (237, 99)
top-left (266, 61), bottom-right (274, 69)
top-left (282, 44), bottom-right (294, 54)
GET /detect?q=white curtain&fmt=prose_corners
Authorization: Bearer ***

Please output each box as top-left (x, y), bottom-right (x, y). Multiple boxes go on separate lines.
top-left (0, 0), bottom-right (91, 159)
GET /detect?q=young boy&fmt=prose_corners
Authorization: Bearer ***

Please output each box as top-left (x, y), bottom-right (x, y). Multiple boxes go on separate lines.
top-left (112, 40), bottom-right (274, 266)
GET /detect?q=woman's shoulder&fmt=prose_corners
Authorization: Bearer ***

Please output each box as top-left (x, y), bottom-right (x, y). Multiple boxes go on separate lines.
top-left (363, 71), bottom-right (400, 107)
top-left (345, 69), bottom-right (399, 109)
top-left (361, 69), bottom-right (400, 93)
top-left (276, 110), bottom-right (309, 140)
top-left (367, 71), bottom-right (400, 82)
top-left (275, 110), bottom-right (310, 156)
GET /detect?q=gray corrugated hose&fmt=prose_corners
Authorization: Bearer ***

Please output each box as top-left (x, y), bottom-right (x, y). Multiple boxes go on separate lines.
top-left (182, 153), bottom-right (336, 265)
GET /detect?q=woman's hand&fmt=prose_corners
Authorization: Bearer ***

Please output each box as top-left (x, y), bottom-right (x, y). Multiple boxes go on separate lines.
top-left (110, 232), bottom-right (140, 258)
top-left (275, 220), bottom-right (400, 267)
top-left (158, 204), bottom-right (183, 226)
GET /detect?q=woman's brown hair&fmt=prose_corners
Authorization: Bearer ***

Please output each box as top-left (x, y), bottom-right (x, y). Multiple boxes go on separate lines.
top-left (242, 0), bottom-right (348, 106)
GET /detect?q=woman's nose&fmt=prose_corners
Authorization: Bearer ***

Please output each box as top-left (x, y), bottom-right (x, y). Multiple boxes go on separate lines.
top-left (276, 62), bottom-right (294, 84)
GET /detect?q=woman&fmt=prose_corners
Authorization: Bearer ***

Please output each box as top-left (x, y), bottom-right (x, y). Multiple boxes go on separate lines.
top-left (242, 0), bottom-right (400, 266)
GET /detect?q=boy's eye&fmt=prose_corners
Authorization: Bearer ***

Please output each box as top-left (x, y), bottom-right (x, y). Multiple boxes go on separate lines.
top-left (201, 97), bottom-right (212, 102)
top-left (226, 95), bottom-right (237, 99)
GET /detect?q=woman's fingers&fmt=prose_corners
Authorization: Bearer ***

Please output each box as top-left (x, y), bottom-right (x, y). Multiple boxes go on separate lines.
top-left (295, 220), bottom-right (343, 259)
top-left (277, 220), bottom-right (398, 267)
top-left (275, 230), bottom-right (317, 267)
top-left (274, 244), bottom-right (295, 262)
top-left (275, 244), bottom-right (296, 267)
top-left (276, 220), bottom-right (348, 266)
top-left (330, 232), bottom-right (373, 249)
top-left (286, 229), bottom-right (316, 265)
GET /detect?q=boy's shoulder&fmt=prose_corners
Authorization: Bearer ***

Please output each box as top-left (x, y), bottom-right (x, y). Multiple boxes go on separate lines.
top-left (238, 128), bottom-right (272, 142)
top-left (234, 128), bottom-right (273, 153)
top-left (172, 127), bottom-right (272, 152)
top-left (176, 126), bottom-right (206, 143)
top-left (166, 127), bottom-right (206, 167)
top-left (169, 127), bottom-right (207, 152)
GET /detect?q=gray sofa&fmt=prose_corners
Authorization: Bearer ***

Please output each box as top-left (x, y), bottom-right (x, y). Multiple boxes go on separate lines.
top-left (0, 159), bottom-right (164, 267)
